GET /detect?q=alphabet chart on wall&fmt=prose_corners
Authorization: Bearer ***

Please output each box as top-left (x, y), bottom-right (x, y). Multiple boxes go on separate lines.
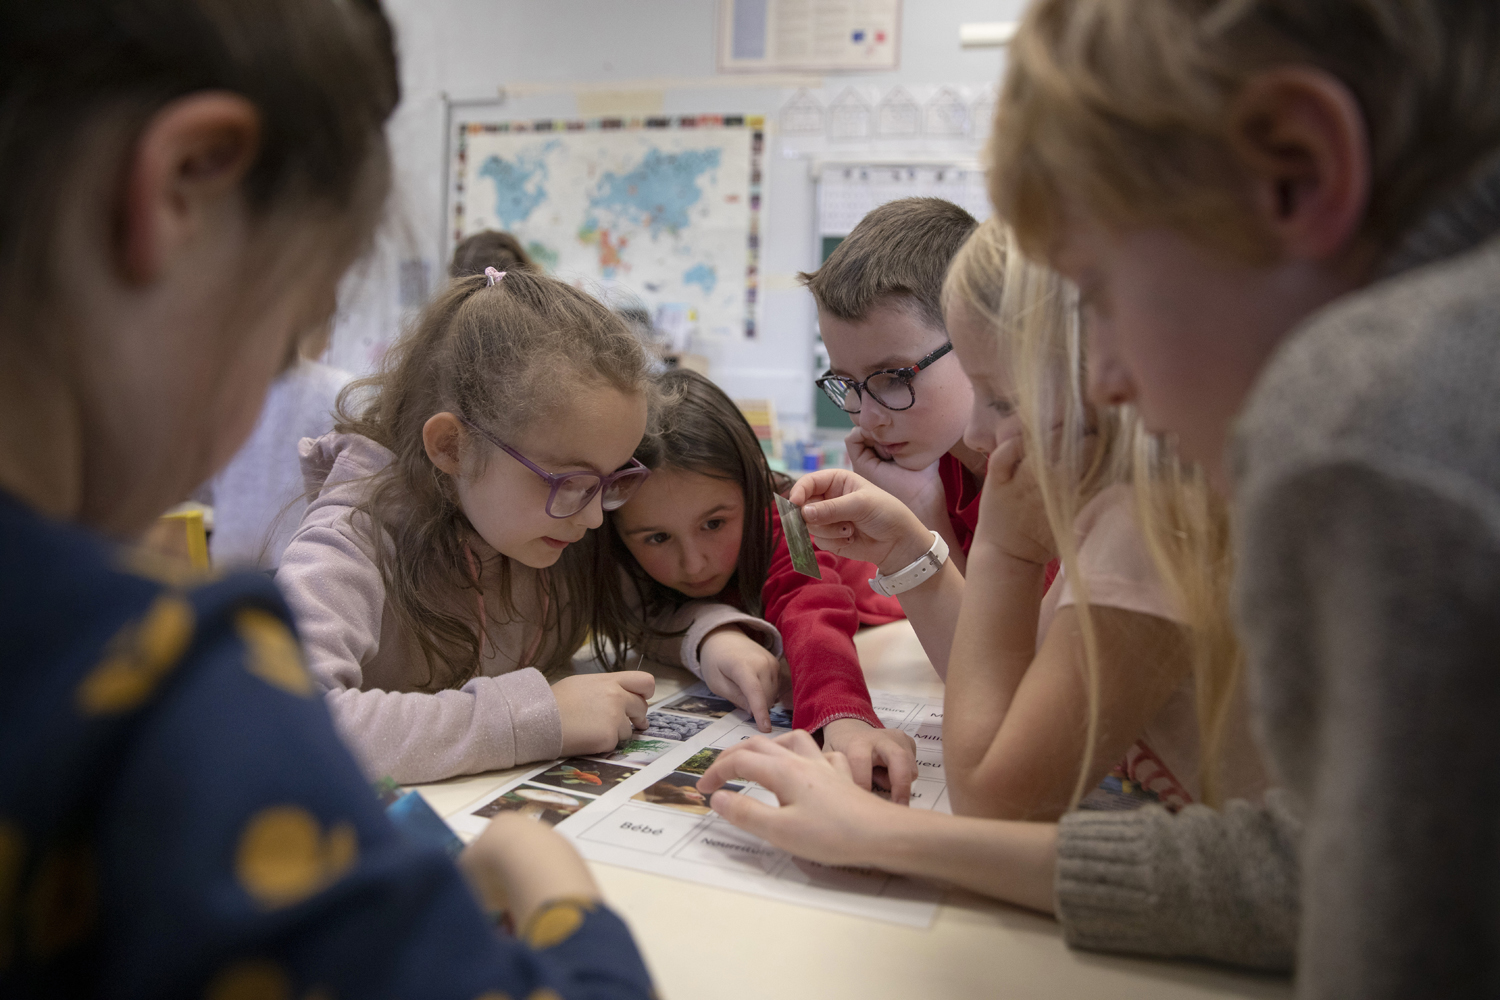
top-left (450, 683), bottom-right (949, 928)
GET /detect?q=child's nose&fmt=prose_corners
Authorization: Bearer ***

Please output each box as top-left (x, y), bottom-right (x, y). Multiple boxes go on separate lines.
top-left (568, 491), bottom-right (605, 530)
top-left (681, 542), bottom-right (709, 575)
top-left (854, 399), bottom-right (891, 432)
top-left (962, 416), bottom-right (993, 457)
top-left (1085, 324), bottom-right (1136, 407)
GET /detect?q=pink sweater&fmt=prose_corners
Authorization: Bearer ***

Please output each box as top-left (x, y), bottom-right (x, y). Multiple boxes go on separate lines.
top-left (1040, 484), bottom-right (1266, 808)
top-left (277, 432), bottom-right (781, 783)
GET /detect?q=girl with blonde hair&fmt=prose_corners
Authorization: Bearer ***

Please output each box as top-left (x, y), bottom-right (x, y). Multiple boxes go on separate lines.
top-left (738, 217), bottom-right (1261, 821)
top-left (938, 217), bottom-right (1264, 816)
top-left (695, 215), bottom-right (1262, 884)
top-left (707, 0), bottom-right (1500, 983)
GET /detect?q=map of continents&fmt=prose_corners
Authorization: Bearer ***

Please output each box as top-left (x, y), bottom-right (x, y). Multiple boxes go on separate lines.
top-left (459, 125), bottom-right (755, 339)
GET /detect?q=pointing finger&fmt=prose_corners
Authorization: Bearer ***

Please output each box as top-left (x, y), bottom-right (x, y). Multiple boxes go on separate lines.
top-left (709, 788), bottom-right (781, 840)
top-left (740, 673), bottom-right (772, 732)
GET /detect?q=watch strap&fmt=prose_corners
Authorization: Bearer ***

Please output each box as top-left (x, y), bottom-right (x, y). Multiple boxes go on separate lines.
top-left (868, 531), bottom-right (949, 597)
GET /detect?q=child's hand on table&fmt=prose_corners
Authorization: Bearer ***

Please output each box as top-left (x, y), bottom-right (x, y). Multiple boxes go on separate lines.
top-left (552, 671), bottom-right (654, 756)
top-left (699, 624), bottom-right (784, 731)
top-left (973, 437), bottom-right (1055, 567)
top-left (789, 469), bottom-right (935, 574)
top-left (695, 730), bottom-right (898, 867)
top-left (820, 718), bottom-right (918, 804)
top-left (459, 812), bottom-right (601, 928)
top-left (845, 426), bottom-right (948, 528)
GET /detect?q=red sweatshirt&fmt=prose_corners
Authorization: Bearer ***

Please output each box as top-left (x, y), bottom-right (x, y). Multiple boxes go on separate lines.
top-left (939, 452), bottom-right (1060, 588)
top-left (939, 452), bottom-right (982, 556)
top-left (750, 454), bottom-right (1031, 733)
top-left (759, 515), bottom-right (904, 732)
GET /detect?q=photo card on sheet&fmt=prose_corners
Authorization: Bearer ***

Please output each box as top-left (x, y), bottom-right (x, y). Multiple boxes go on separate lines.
top-left (595, 737), bottom-right (677, 766)
top-left (643, 711), bottom-right (713, 741)
top-left (632, 770), bottom-right (743, 815)
top-left (674, 747), bottom-right (722, 777)
top-left (661, 691), bottom-right (737, 719)
top-left (474, 784), bottom-right (590, 826)
top-left (528, 758), bottom-right (638, 794)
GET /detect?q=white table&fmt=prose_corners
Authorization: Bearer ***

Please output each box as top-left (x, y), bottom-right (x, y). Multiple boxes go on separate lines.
top-left (411, 622), bottom-right (1293, 1000)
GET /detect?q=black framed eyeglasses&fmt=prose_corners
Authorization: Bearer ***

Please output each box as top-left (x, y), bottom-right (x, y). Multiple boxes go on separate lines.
top-left (815, 342), bottom-right (954, 414)
top-left (458, 416), bottom-right (651, 519)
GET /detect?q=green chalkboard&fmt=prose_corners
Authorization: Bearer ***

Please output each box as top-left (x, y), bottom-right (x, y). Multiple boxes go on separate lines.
top-left (814, 235), bottom-right (853, 430)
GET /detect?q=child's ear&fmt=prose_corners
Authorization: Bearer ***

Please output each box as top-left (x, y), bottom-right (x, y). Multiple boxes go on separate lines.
top-left (422, 412), bottom-right (465, 476)
top-left (1227, 67), bottom-right (1371, 262)
top-left (119, 92), bottom-right (262, 284)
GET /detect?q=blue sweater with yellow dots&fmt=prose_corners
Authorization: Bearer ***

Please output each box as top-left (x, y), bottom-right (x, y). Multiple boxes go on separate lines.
top-left (0, 491), bottom-right (654, 999)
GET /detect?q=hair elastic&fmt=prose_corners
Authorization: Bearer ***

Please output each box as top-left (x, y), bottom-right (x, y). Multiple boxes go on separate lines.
top-left (484, 266), bottom-right (507, 286)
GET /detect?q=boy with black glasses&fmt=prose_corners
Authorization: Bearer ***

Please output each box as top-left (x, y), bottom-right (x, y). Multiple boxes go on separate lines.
top-left (801, 197), bottom-right (982, 571)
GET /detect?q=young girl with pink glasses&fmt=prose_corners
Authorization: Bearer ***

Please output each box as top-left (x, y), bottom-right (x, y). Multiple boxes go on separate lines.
top-left (278, 267), bottom-right (781, 783)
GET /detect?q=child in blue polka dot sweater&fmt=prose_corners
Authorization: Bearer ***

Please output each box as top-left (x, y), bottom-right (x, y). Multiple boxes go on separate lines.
top-left (0, 3), bottom-right (652, 997)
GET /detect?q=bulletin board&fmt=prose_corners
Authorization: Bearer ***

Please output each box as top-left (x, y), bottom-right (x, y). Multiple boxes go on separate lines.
top-left (719, 0), bottom-right (902, 73)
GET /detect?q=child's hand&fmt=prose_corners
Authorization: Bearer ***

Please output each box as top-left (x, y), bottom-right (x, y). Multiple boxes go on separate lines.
top-left (789, 469), bottom-right (934, 574)
top-left (699, 624), bottom-right (784, 731)
top-left (973, 437), bottom-right (1056, 567)
top-left (845, 427), bottom-right (947, 523)
top-left (552, 671), bottom-right (654, 757)
top-left (459, 812), bottom-right (600, 927)
top-left (696, 730), bottom-right (896, 868)
top-left (820, 718), bottom-right (919, 804)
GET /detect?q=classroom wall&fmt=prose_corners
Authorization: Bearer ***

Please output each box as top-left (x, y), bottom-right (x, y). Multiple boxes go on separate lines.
top-left (329, 0), bottom-right (1029, 441)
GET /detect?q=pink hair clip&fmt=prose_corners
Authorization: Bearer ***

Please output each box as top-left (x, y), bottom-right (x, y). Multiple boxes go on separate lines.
top-left (485, 266), bottom-right (507, 286)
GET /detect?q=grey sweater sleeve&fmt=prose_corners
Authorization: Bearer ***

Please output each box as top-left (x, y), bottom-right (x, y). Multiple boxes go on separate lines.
top-left (1236, 457), bottom-right (1500, 999)
top-left (1055, 792), bottom-right (1301, 971)
top-left (1057, 456), bottom-right (1500, 988)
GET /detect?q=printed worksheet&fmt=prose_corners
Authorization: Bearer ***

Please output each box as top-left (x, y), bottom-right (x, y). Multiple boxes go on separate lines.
top-left (450, 684), bottom-right (950, 928)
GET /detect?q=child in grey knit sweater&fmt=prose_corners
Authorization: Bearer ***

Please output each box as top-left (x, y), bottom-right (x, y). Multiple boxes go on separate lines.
top-left (699, 2), bottom-right (1500, 996)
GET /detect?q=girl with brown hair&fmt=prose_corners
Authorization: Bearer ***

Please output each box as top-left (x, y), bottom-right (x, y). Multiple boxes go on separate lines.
top-left (278, 268), bottom-right (780, 784)
top-left (606, 369), bottom-right (918, 799)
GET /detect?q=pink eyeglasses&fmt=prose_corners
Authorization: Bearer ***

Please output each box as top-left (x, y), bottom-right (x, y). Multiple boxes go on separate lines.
top-left (458, 416), bottom-right (650, 518)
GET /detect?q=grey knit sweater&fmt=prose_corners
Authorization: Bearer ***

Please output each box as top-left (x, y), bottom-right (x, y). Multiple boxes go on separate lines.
top-left (1054, 154), bottom-right (1500, 998)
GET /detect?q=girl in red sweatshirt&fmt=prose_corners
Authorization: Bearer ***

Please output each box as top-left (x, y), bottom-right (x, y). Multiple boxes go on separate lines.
top-left (605, 369), bottom-right (919, 801)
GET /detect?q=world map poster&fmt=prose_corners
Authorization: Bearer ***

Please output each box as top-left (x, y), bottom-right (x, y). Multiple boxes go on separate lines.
top-left (450, 115), bottom-right (765, 339)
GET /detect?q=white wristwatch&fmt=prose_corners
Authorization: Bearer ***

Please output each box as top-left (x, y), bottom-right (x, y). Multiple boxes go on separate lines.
top-left (869, 531), bottom-right (950, 597)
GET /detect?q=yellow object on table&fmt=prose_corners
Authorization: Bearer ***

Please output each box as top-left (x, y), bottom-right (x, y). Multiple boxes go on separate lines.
top-left (141, 506), bottom-right (210, 570)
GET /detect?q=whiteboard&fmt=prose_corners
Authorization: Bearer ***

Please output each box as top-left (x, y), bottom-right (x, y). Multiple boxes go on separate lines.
top-left (815, 162), bottom-right (991, 237)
